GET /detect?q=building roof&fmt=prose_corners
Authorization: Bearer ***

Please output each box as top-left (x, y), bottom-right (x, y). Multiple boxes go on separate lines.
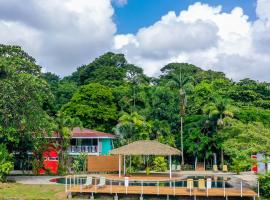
top-left (109, 140), bottom-right (181, 156)
top-left (50, 127), bottom-right (115, 139)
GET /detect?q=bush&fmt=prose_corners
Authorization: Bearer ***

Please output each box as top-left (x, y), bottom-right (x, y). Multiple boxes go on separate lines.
top-left (258, 172), bottom-right (270, 198)
top-left (72, 153), bottom-right (87, 174)
top-left (230, 156), bottom-right (253, 174)
top-left (0, 144), bottom-right (13, 182)
top-left (126, 166), bottom-right (136, 174)
top-left (152, 156), bottom-right (167, 172)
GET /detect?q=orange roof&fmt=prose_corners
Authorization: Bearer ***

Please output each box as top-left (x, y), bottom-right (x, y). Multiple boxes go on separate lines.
top-left (50, 127), bottom-right (115, 139)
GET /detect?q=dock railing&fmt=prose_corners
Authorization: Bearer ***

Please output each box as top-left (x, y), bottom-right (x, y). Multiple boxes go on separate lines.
top-left (64, 175), bottom-right (258, 199)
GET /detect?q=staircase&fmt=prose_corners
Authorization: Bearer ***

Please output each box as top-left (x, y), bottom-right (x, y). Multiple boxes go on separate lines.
top-left (196, 162), bottom-right (205, 171)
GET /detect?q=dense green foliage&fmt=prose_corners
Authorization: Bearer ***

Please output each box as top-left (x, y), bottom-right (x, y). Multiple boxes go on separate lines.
top-left (0, 144), bottom-right (13, 181)
top-left (1, 44), bottom-right (270, 190)
top-left (258, 173), bottom-right (270, 198)
top-left (0, 45), bottom-right (54, 175)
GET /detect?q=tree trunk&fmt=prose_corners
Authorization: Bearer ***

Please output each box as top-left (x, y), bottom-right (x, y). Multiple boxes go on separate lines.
top-left (180, 117), bottom-right (184, 165)
top-left (221, 148), bottom-right (224, 166)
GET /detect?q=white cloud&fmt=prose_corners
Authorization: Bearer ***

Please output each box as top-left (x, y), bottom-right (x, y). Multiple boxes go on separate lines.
top-left (1, 0), bottom-right (270, 81)
top-left (113, 0), bottom-right (128, 7)
top-left (114, 1), bottom-right (270, 81)
top-left (0, 0), bottom-right (116, 76)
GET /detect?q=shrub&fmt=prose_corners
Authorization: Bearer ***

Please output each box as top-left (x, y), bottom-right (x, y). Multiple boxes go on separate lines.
top-left (152, 156), bottom-right (167, 172)
top-left (72, 153), bottom-right (87, 174)
top-left (258, 172), bottom-right (270, 198)
top-left (0, 144), bottom-right (13, 182)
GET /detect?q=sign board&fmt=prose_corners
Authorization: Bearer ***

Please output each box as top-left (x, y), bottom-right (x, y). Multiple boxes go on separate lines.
top-left (124, 177), bottom-right (129, 187)
top-left (206, 178), bottom-right (211, 189)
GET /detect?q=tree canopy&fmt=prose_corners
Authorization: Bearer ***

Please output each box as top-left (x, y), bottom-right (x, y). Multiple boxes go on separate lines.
top-left (1, 45), bottom-right (270, 175)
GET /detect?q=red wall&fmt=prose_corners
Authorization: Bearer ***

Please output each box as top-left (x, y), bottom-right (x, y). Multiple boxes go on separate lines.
top-left (39, 149), bottom-right (59, 174)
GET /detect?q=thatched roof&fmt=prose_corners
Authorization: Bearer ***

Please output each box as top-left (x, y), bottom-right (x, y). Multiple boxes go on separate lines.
top-left (110, 140), bottom-right (181, 156)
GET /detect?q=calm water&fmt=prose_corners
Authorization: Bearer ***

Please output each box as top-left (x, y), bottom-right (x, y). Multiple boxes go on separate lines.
top-left (51, 176), bottom-right (232, 188)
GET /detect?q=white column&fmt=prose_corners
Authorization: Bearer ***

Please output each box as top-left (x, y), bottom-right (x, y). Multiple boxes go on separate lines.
top-left (124, 155), bottom-right (126, 175)
top-left (97, 138), bottom-right (99, 155)
top-left (169, 155), bottom-right (172, 179)
top-left (119, 155), bottom-right (121, 177)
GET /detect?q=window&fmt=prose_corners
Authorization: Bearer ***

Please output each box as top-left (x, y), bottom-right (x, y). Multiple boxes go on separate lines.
top-left (48, 157), bottom-right (58, 161)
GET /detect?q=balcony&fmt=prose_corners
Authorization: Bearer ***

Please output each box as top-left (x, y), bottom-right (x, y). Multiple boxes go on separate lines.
top-left (69, 145), bottom-right (98, 154)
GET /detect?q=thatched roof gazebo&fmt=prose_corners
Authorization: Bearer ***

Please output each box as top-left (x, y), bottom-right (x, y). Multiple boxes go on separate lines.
top-left (110, 140), bottom-right (181, 178)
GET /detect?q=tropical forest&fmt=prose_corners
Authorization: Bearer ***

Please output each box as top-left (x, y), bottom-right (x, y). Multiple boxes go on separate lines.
top-left (1, 44), bottom-right (270, 198)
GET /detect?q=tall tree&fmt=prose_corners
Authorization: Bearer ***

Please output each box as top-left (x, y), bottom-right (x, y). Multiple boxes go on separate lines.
top-left (54, 112), bottom-right (82, 173)
top-left (0, 45), bottom-right (54, 171)
top-left (203, 96), bottom-right (235, 165)
top-left (62, 83), bottom-right (117, 131)
top-left (160, 63), bottom-right (195, 165)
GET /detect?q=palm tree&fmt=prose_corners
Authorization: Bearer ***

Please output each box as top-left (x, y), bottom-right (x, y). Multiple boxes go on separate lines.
top-left (55, 112), bottom-right (82, 172)
top-left (167, 66), bottom-right (194, 166)
top-left (203, 96), bottom-right (234, 165)
top-left (114, 112), bottom-right (151, 145)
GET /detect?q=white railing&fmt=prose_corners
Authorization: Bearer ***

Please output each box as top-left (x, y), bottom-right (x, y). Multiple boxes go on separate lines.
top-left (69, 145), bottom-right (98, 153)
top-left (64, 175), bottom-right (259, 199)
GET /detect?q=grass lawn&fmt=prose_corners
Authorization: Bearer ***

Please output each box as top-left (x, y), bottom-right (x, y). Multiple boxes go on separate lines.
top-left (0, 183), bottom-right (66, 200)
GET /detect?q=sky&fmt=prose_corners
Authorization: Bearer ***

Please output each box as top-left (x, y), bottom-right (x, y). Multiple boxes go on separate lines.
top-left (0, 0), bottom-right (270, 81)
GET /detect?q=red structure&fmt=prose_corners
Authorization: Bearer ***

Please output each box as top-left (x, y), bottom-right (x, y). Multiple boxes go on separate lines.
top-left (39, 148), bottom-right (59, 174)
top-left (251, 155), bottom-right (258, 173)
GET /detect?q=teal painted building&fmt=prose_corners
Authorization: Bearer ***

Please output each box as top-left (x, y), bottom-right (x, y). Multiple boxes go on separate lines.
top-left (51, 127), bottom-right (114, 156)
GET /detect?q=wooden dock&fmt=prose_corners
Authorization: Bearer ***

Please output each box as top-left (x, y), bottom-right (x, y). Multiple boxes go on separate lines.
top-left (65, 174), bottom-right (258, 199)
top-left (68, 185), bottom-right (257, 198)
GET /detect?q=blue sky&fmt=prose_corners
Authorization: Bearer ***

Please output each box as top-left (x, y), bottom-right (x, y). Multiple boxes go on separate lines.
top-left (113, 0), bottom-right (257, 34)
top-left (1, 0), bottom-right (270, 81)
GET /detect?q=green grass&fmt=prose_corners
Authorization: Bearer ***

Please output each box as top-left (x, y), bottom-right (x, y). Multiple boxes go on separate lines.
top-left (0, 183), bottom-right (66, 200)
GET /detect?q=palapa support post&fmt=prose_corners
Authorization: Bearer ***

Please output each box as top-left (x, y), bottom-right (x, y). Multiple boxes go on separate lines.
top-left (124, 155), bottom-right (126, 175)
top-left (114, 193), bottom-right (118, 200)
top-left (119, 155), bottom-right (121, 177)
top-left (169, 155), bottom-right (172, 179)
top-left (167, 195), bottom-right (169, 200)
top-left (140, 194), bottom-right (143, 200)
